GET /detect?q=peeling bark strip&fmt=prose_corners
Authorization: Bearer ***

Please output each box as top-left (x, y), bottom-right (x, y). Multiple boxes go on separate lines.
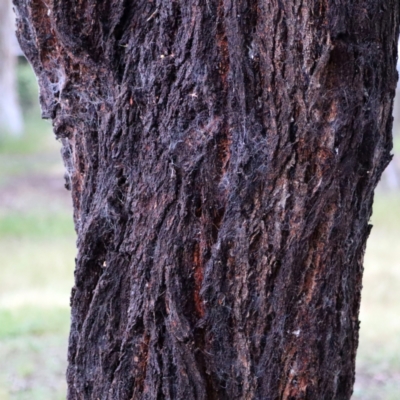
top-left (14, 0), bottom-right (399, 399)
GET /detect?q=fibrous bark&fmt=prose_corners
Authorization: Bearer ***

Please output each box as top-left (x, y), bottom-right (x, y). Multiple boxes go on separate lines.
top-left (14, 0), bottom-right (399, 399)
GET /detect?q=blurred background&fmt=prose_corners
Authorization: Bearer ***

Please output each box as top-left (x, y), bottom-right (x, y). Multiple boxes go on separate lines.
top-left (0, 2), bottom-right (399, 399)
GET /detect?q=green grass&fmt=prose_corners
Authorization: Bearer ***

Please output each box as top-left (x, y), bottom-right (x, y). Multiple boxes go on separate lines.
top-left (0, 235), bottom-right (75, 399)
top-left (0, 212), bottom-right (74, 238)
top-left (0, 83), bottom-right (75, 399)
top-left (0, 238), bottom-right (75, 295)
top-left (0, 110), bottom-right (58, 187)
top-left (0, 234), bottom-right (75, 399)
top-left (0, 335), bottom-right (68, 400)
top-left (0, 111), bottom-right (53, 156)
top-left (353, 192), bottom-right (400, 399)
top-left (0, 308), bottom-right (70, 339)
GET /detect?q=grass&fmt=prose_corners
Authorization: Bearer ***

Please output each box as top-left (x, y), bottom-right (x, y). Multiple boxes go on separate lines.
top-left (0, 335), bottom-right (68, 400)
top-left (0, 213), bottom-right (73, 238)
top-left (353, 193), bottom-right (400, 400)
top-left (0, 112), bottom-right (52, 156)
top-left (0, 236), bottom-right (74, 399)
top-left (0, 83), bottom-right (75, 398)
top-left (0, 111), bottom-right (59, 187)
top-left (0, 308), bottom-right (70, 339)
top-left (0, 235), bottom-right (74, 400)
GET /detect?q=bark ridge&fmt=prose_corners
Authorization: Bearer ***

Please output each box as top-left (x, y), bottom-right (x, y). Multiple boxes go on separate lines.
top-left (14, 0), bottom-right (400, 399)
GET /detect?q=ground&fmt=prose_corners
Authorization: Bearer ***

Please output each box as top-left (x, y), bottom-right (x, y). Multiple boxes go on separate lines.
top-left (0, 113), bottom-right (74, 400)
top-left (0, 108), bottom-right (399, 400)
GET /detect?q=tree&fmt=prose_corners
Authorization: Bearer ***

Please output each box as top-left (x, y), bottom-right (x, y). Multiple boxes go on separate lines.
top-left (0, 0), bottom-right (23, 136)
top-left (14, 0), bottom-right (399, 398)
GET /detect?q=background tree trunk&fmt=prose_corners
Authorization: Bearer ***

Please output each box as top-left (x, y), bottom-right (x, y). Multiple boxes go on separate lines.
top-left (14, 0), bottom-right (399, 399)
top-left (0, 0), bottom-right (23, 136)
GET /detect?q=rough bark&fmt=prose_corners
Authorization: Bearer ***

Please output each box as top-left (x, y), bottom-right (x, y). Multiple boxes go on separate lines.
top-left (14, 0), bottom-right (399, 399)
top-left (0, 0), bottom-right (23, 135)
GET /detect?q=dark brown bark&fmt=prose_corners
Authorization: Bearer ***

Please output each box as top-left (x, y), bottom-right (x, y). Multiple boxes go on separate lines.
top-left (14, 0), bottom-right (399, 399)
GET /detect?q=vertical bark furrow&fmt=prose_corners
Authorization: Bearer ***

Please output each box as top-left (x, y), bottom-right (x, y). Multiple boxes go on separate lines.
top-left (14, 0), bottom-right (400, 398)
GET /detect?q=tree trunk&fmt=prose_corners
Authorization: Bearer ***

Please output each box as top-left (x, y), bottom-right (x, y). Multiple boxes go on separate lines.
top-left (0, 0), bottom-right (23, 136)
top-left (14, 0), bottom-right (399, 398)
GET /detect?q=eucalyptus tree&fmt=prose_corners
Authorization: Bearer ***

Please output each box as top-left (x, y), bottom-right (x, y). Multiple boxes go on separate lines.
top-left (14, 0), bottom-right (399, 398)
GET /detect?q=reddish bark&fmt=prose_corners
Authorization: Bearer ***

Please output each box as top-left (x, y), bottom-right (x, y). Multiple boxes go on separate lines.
top-left (14, 0), bottom-right (399, 398)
